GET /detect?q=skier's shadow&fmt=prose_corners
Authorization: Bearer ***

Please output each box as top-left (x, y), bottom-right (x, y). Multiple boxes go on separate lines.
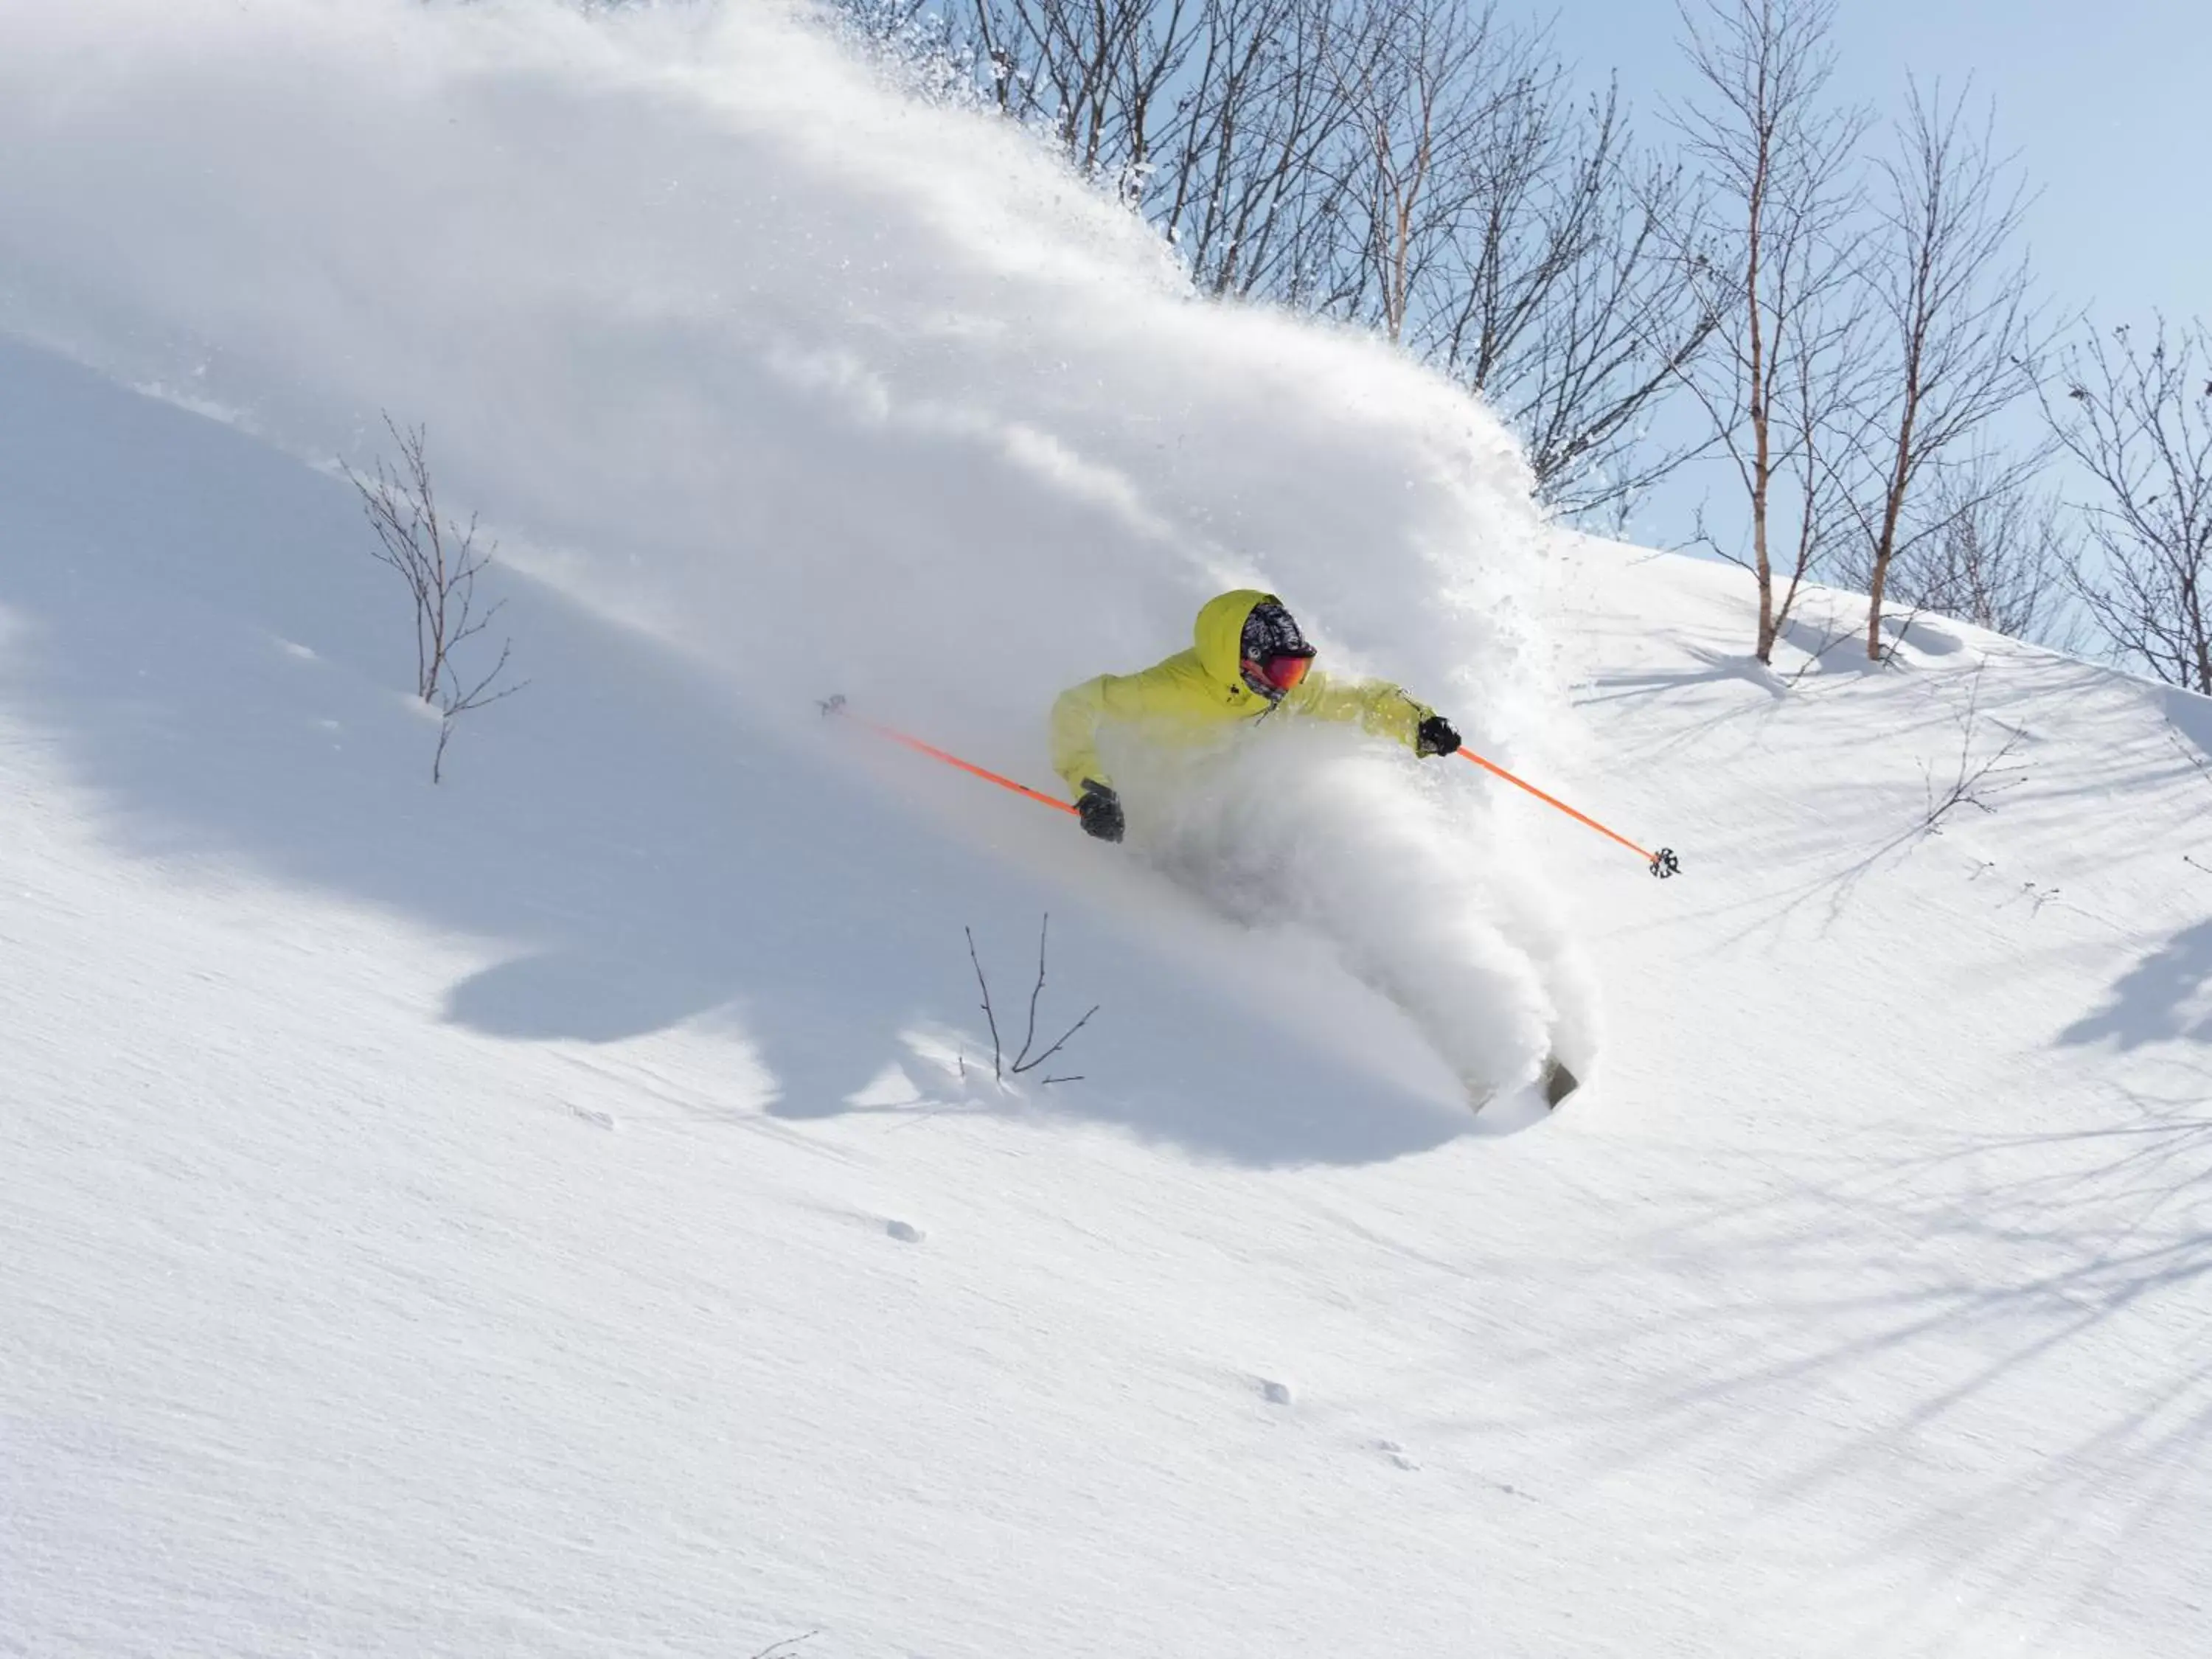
top-left (0, 338), bottom-right (1458, 1169)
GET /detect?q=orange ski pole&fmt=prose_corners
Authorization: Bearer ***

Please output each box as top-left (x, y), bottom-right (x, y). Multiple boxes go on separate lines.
top-left (822, 695), bottom-right (1078, 817)
top-left (1456, 747), bottom-right (1680, 879)
top-left (821, 695), bottom-right (1676, 874)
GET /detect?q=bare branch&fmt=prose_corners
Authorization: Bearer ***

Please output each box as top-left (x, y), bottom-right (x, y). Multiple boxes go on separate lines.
top-left (965, 917), bottom-right (1100, 1082)
top-left (2039, 316), bottom-right (2212, 692)
top-left (344, 413), bottom-right (525, 782)
top-left (1014, 911), bottom-right (1051, 1070)
top-left (1011, 1003), bottom-right (1102, 1077)
top-left (852, 0), bottom-right (1710, 519)
top-left (965, 924), bottom-right (1006, 1082)
top-left (1848, 462), bottom-right (2082, 650)
top-left (1920, 661), bottom-right (2028, 833)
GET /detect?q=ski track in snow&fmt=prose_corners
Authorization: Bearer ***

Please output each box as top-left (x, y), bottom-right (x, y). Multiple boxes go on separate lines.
top-left (1, 4), bottom-right (2211, 1657)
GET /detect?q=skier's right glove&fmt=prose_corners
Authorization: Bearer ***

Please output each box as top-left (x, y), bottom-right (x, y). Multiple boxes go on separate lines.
top-left (1416, 713), bottom-right (1462, 757)
top-left (1075, 779), bottom-right (1124, 843)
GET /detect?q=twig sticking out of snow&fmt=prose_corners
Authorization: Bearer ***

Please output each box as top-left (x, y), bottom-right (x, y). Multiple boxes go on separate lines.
top-left (964, 914), bottom-right (1099, 1086)
top-left (1921, 662), bottom-right (2028, 834)
top-left (964, 925), bottom-right (1003, 1078)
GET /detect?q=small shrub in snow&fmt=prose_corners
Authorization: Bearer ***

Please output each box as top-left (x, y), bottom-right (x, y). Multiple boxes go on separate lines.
top-left (344, 414), bottom-right (526, 782)
top-left (964, 914), bottom-right (1099, 1085)
top-left (1920, 663), bottom-right (2027, 835)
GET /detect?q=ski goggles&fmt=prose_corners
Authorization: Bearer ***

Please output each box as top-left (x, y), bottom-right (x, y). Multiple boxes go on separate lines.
top-left (1242, 651), bottom-right (1314, 693)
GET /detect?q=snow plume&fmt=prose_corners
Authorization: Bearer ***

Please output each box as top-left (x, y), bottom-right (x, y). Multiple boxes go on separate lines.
top-left (0, 0), bottom-right (1578, 1074)
top-left (1127, 722), bottom-right (1601, 1096)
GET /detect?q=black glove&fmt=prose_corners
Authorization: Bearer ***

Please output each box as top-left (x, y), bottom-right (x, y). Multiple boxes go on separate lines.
top-left (1075, 780), bottom-right (1124, 843)
top-left (1415, 713), bottom-right (1461, 758)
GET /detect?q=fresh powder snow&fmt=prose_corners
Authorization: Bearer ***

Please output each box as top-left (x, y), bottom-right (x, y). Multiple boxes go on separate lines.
top-left (1, 3), bottom-right (2208, 1656)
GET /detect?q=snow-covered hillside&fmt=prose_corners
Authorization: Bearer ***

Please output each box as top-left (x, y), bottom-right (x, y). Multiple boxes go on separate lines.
top-left (3, 4), bottom-right (2208, 1656)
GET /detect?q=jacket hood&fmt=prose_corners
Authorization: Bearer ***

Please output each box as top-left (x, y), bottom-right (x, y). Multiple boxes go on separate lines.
top-left (1192, 588), bottom-right (1276, 689)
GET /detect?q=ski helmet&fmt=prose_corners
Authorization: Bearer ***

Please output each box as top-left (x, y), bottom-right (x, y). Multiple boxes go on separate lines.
top-left (1239, 599), bottom-right (1317, 701)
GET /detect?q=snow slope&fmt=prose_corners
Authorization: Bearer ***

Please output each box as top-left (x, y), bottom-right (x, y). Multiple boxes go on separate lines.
top-left (4, 4), bottom-right (2210, 1656)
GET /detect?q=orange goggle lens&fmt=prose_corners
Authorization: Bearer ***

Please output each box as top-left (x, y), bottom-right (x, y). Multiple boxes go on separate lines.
top-left (1245, 653), bottom-right (1312, 692)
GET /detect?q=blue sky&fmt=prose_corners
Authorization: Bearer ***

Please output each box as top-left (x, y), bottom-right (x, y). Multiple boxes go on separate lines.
top-left (1526, 0), bottom-right (2206, 554)
top-left (1549, 0), bottom-right (2203, 328)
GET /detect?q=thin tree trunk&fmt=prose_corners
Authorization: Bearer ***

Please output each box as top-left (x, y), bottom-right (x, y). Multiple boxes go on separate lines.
top-left (1747, 146), bottom-right (1775, 661)
top-left (1865, 393), bottom-right (1917, 660)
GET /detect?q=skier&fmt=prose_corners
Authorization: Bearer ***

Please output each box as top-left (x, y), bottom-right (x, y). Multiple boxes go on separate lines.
top-left (1049, 588), bottom-right (1580, 1109)
top-left (1049, 588), bottom-right (1461, 829)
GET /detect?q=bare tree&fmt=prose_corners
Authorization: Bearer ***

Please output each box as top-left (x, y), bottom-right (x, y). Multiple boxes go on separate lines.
top-left (1844, 80), bottom-right (2045, 661)
top-left (1669, 0), bottom-right (1871, 663)
top-left (1206, 0), bottom-right (1717, 516)
top-left (1871, 464), bottom-right (2080, 648)
top-left (2041, 317), bottom-right (2212, 692)
top-left (1150, 0), bottom-right (1370, 301)
top-left (964, 0), bottom-right (1382, 305)
top-left (966, 0), bottom-right (1206, 200)
top-left (1258, 0), bottom-right (1719, 518)
top-left (1324, 0), bottom-right (1519, 344)
top-left (838, 0), bottom-right (1714, 519)
top-left (344, 416), bottom-right (526, 783)
top-left (1427, 80), bottom-right (1719, 517)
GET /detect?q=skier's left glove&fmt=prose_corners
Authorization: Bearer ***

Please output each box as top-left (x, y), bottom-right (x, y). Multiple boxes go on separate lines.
top-left (1415, 713), bottom-right (1461, 758)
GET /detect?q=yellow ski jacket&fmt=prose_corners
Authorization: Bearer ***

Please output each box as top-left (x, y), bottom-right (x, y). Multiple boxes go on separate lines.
top-left (1048, 588), bottom-right (1437, 796)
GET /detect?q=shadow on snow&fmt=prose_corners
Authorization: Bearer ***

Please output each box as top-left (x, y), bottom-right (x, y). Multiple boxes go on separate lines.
top-left (2058, 919), bottom-right (2212, 1051)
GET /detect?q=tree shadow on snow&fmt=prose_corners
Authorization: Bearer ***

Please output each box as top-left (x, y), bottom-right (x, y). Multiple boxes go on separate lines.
top-left (0, 338), bottom-right (1458, 1169)
top-left (1574, 644), bottom-right (1787, 709)
top-left (1774, 609), bottom-right (1896, 676)
top-left (1573, 610), bottom-right (1964, 724)
top-left (2057, 919), bottom-right (2212, 1050)
top-left (1458, 1089), bottom-right (2212, 1645)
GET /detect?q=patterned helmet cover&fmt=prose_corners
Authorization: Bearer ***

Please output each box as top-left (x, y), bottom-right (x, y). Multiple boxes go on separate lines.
top-left (1241, 600), bottom-right (1315, 665)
